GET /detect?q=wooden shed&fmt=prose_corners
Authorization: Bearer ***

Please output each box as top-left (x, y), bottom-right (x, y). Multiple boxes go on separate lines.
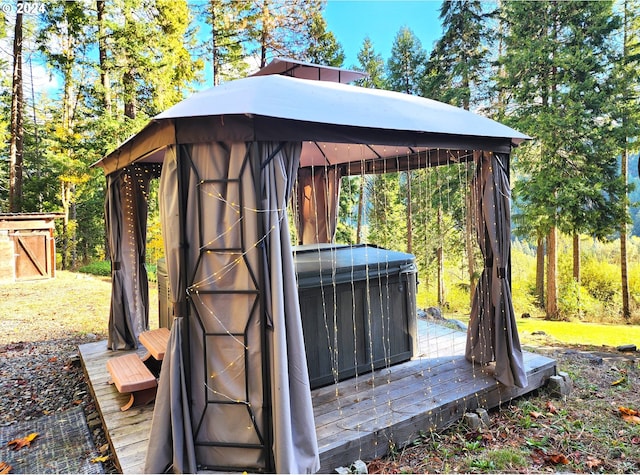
top-left (0, 213), bottom-right (61, 282)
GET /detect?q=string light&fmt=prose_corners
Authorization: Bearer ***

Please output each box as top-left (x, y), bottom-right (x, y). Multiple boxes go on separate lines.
top-left (141, 141), bottom-right (515, 463)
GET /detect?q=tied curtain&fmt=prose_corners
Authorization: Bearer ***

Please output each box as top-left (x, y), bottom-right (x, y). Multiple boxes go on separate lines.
top-left (296, 165), bottom-right (342, 244)
top-left (105, 164), bottom-right (156, 350)
top-left (145, 146), bottom-right (196, 473)
top-left (145, 142), bottom-right (319, 474)
top-left (466, 152), bottom-right (527, 388)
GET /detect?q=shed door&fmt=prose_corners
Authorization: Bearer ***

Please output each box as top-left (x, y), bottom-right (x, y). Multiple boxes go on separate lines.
top-left (12, 231), bottom-right (51, 280)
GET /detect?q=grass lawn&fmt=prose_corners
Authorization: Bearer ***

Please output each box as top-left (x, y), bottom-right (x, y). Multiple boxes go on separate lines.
top-left (447, 312), bottom-right (640, 348)
top-left (517, 317), bottom-right (640, 348)
top-left (0, 270), bottom-right (158, 346)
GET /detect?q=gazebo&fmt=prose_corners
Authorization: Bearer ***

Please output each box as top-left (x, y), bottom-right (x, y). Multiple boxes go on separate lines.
top-left (94, 59), bottom-right (531, 474)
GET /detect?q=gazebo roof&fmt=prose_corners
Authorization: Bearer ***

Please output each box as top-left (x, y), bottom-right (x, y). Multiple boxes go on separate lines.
top-left (95, 71), bottom-right (528, 175)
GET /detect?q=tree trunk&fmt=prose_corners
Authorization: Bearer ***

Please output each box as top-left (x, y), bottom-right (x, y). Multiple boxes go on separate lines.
top-left (71, 190), bottom-right (77, 268)
top-left (123, 9), bottom-right (136, 119)
top-left (572, 233), bottom-right (580, 282)
top-left (61, 182), bottom-right (72, 270)
top-left (97, 0), bottom-right (112, 115)
top-left (210, 1), bottom-right (220, 86)
top-left (536, 235), bottom-right (545, 308)
top-left (9, 7), bottom-right (24, 213)
top-left (465, 164), bottom-right (476, 309)
top-left (437, 206), bottom-right (445, 308)
top-left (259, 1), bottom-right (269, 68)
top-left (573, 233), bottom-right (581, 317)
top-left (621, 147), bottom-right (631, 321)
top-left (356, 175), bottom-right (364, 244)
top-left (405, 171), bottom-right (412, 254)
top-left (123, 70), bottom-right (136, 119)
top-left (546, 226), bottom-right (558, 319)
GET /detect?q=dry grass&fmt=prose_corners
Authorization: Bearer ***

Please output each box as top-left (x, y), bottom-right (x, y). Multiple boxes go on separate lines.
top-left (0, 271), bottom-right (158, 346)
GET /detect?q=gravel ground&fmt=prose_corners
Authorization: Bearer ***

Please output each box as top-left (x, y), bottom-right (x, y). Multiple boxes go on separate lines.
top-left (0, 335), bottom-right (118, 473)
top-left (0, 272), bottom-right (157, 474)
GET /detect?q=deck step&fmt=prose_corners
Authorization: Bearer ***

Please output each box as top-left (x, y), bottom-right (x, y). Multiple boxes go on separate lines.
top-left (107, 353), bottom-right (157, 393)
top-left (139, 327), bottom-right (170, 361)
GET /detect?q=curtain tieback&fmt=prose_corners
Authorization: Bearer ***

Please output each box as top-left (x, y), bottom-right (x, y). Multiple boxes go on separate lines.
top-left (172, 300), bottom-right (188, 319)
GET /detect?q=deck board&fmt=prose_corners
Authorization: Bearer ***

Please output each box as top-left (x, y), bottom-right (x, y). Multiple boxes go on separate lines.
top-left (79, 320), bottom-right (556, 473)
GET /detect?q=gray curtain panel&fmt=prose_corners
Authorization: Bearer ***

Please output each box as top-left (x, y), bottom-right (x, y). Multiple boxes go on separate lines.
top-left (105, 165), bottom-right (152, 350)
top-left (145, 142), bottom-right (319, 473)
top-left (258, 142), bottom-right (320, 473)
top-left (466, 152), bottom-right (527, 388)
top-left (145, 146), bottom-right (197, 473)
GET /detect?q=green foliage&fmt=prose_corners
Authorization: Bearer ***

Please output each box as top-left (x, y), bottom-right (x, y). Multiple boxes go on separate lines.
top-left (78, 260), bottom-right (111, 277)
top-left (386, 27), bottom-right (427, 94)
top-left (366, 173), bottom-right (406, 249)
top-left (303, 12), bottom-right (345, 66)
top-left (354, 37), bottom-right (386, 89)
top-left (581, 257), bottom-right (620, 303)
top-left (200, 0), bottom-right (252, 85)
top-left (502, 1), bottom-right (626, 243)
top-left (422, 0), bottom-right (491, 109)
top-left (510, 242), bottom-right (539, 315)
top-left (244, 0), bottom-right (324, 67)
top-left (335, 176), bottom-right (358, 244)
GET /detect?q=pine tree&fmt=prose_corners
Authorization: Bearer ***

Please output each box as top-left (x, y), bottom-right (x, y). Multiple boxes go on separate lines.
top-left (202, 0), bottom-right (252, 85)
top-left (303, 11), bottom-right (344, 66)
top-left (613, 0), bottom-right (640, 320)
top-left (422, 1), bottom-right (493, 308)
top-left (9, 4), bottom-right (23, 212)
top-left (38, 0), bottom-right (94, 267)
top-left (354, 37), bottom-right (386, 89)
top-left (246, 0), bottom-right (324, 68)
top-left (387, 27), bottom-right (426, 95)
top-left (105, 0), bottom-right (202, 119)
top-left (386, 27), bottom-right (428, 257)
top-left (422, 0), bottom-right (490, 109)
top-left (500, 0), bottom-right (624, 319)
top-left (366, 173), bottom-right (405, 250)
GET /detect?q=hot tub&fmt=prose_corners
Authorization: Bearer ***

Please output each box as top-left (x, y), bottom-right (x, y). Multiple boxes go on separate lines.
top-left (293, 244), bottom-right (418, 389)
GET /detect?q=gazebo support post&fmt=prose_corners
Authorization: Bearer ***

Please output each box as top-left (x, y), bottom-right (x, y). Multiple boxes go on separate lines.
top-left (176, 143), bottom-right (192, 411)
top-left (252, 141), bottom-right (275, 472)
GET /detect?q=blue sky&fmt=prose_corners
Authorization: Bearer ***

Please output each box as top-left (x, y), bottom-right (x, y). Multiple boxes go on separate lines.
top-left (323, 0), bottom-right (444, 69)
top-left (27, 1), bottom-right (447, 94)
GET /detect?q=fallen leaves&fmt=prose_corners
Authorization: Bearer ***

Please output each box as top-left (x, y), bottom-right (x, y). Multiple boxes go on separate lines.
top-left (0, 461), bottom-right (12, 474)
top-left (611, 375), bottom-right (627, 386)
top-left (611, 368), bottom-right (628, 386)
top-left (548, 452), bottom-right (570, 465)
top-left (585, 455), bottom-right (603, 469)
top-left (528, 400), bottom-right (560, 420)
top-left (7, 432), bottom-right (38, 451)
top-left (531, 449), bottom-right (570, 466)
top-left (618, 406), bottom-right (640, 424)
top-left (91, 455), bottom-right (109, 464)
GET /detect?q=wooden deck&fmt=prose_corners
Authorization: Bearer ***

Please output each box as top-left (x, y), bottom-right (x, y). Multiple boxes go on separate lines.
top-left (79, 320), bottom-right (556, 473)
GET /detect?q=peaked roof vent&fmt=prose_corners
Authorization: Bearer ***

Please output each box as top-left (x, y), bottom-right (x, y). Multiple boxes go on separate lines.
top-left (250, 57), bottom-right (367, 84)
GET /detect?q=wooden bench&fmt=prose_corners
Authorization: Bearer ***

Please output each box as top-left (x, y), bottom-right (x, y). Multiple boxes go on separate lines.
top-left (106, 353), bottom-right (158, 411)
top-left (139, 327), bottom-right (170, 376)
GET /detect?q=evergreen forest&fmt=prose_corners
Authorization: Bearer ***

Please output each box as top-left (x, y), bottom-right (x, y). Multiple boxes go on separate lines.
top-left (1, 0), bottom-right (640, 323)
